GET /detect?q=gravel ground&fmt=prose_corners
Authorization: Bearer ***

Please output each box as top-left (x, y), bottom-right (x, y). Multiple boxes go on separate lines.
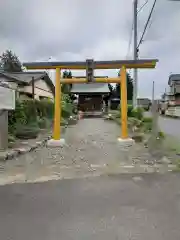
top-left (0, 119), bottom-right (176, 184)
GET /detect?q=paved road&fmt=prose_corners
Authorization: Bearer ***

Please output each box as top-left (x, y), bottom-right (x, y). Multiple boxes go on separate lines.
top-left (144, 111), bottom-right (180, 138)
top-left (158, 116), bottom-right (180, 138)
top-left (0, 173), bottom-right (180, 239)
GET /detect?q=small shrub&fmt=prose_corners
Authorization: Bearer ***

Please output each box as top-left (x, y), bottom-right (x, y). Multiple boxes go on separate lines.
top-left (132, 107), bottom-right (144, 120)
top-left (143, 122), bottom-right (152, 132)
top-left (8, 100), bottom-right (27, 134)
top-left (128, 117), bottom-right (142, 127)
top-left (38, 117), bottom-right (50, 129)
top-left (158, 131), bottom-right (165, 139)
top-left (15, 125), bottom-right (40, 139)
top-left (62, 97), bottom-right (73, 119)
top-left (127, 105), bottom-right (133, 117)
top-left (142, 117), bottom-right (153, 123)
top-left (142, 117), bottom-right (153, 132)
top-left (117, 104), bottom-right (133, 117)
top-left (23, 100), bottom-right (38, 124)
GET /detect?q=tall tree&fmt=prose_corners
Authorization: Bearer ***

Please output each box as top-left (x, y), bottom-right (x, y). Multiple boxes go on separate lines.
top-left (108, 83), bottom-right (113, 94)
top-left (0, 50), bottom-right (22, 72)
top-left (114, 71), bottom-right (133, 100)
top-left (62, 70), bottom-right (72, 94)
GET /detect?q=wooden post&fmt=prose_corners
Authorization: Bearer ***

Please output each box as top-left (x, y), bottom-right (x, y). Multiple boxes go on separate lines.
top-left (53, 68), bottom-right (61, 140)
top-left (120, 66), bottom-right (128, 139)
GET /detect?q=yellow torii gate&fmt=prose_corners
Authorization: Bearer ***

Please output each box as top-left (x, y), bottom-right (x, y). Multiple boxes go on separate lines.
top-left (23, 59), bottom-right (158, 146)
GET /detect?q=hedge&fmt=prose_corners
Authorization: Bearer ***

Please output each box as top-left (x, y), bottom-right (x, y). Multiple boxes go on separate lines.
top-left (117, 104), bottom-right (144, 119)
top-left (8, 96), bottom-right (74, 134)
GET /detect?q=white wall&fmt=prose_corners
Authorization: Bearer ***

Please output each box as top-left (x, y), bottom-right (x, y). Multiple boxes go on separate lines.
top-left (0, 76), bottom-right (54, 101)
top-left (19, 79), bottom-right (54, 100)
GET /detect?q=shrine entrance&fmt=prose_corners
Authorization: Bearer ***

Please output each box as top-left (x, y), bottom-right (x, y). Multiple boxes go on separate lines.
top-left (23, 59), bottom-right (158, 146)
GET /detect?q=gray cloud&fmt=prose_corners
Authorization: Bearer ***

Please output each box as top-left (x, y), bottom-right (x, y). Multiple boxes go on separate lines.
top-left (0, 0), bottom-right (180, 98)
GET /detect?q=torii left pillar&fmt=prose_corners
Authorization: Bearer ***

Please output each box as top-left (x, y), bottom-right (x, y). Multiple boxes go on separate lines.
top-left (117, 65), bottom-right (134, 145)
top-left (47, 68), bottom-right (66, 147)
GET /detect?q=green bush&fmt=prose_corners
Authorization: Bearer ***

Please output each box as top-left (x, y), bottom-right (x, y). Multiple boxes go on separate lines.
top-left (8, 99), bottom-right (54, 133)
top-left (158, 131), bottom-right (165, 139)
top-left (38, 117), bottom-right (50, 129)
top-left (35, 99), bottom-right (54, 119)
top-left (143, 122), bottom-right (152, 132)
top-left (128, 117), bottom-right (142, 127)
top-left (8, 100), bottom-right (27, 134)
top-left (117, 104), bottom-right (133, 117)
top-left (23, 100), bottom-right (38, 124)
top-left (132, 107), bottom-right (144, 120)
top-left (8, 95), bottom-right (74, 135)
top-left (128, 117), bottom-right (143, 132)
top-left (142, 117), bottom-right (153, 132)
top-left (127, 105), bottom-right (133, 117)
top-left (142, 116), bottom-right (153, 123)
top-left (15, 125), bottom-right (40, 139)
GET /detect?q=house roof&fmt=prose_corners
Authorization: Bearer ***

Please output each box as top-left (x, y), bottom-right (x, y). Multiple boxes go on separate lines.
top-left (168, 74), bottom-right (180, 85)
top-left (0, 71), bottom-right (55, 95)
top-left (71, 83), bottom-right (110, 94)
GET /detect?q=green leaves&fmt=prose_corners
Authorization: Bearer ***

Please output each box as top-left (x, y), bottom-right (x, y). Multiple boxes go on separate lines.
top-left (0, 50), bottom-right (22, 72)
top-left (115, 71), bottom-right (133, 100)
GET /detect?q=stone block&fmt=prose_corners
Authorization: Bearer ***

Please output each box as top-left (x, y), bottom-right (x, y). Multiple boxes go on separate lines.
top-left (47, 138), bottom-right (66, 148)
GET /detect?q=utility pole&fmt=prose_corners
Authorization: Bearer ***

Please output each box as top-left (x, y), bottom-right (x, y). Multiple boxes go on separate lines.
top-left (152, 80), bottom-right (155, 104)
top-left (151, 81), bottom-right (158, 138)
top-left (133, 0), bottom-right (138, 108)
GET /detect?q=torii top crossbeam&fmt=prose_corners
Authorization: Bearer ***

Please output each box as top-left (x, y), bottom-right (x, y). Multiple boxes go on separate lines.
top-left (23, 59), bottom-right (158, 70)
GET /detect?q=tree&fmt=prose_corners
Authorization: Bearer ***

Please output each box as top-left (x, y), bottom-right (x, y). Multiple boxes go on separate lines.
top-left (114, 71), bottom-right (133, 101)
top-left (108, 83), bottom-right (113, 94)
top-left (0, 50), bottom-right (22, 72)
top-left (61, 70), bottom-right (72, 94)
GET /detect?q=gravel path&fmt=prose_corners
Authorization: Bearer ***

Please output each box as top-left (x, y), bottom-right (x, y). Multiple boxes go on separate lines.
top-left (0, 119), bottom-right (176, 184)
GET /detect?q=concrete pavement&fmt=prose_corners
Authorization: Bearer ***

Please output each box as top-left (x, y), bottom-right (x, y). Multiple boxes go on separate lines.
top-left (0, 173), bottom-right (180, 239)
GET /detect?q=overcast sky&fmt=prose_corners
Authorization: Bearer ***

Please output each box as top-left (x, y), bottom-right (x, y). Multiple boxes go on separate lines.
top-left (0, 0), bottom-right (180, 98)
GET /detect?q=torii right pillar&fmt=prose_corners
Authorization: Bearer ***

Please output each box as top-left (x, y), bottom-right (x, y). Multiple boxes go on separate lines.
top-left (118, 65), bottom-right (134, 145)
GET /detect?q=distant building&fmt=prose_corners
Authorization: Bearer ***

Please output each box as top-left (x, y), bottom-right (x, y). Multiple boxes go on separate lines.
top-left (137, 98), bottom-right (151, 110)
top-left (167, 74), bottom-right (180, 105)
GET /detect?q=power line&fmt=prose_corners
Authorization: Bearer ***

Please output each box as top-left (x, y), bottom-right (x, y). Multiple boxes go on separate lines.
top-left (137, 0), bottom-right (148, 13)
top-left (126, 21), bottom-right (134, 59)
top-left (126, 0), bottom-right (149, 59)
top-left (137, 0), bottom-right (157, 49)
